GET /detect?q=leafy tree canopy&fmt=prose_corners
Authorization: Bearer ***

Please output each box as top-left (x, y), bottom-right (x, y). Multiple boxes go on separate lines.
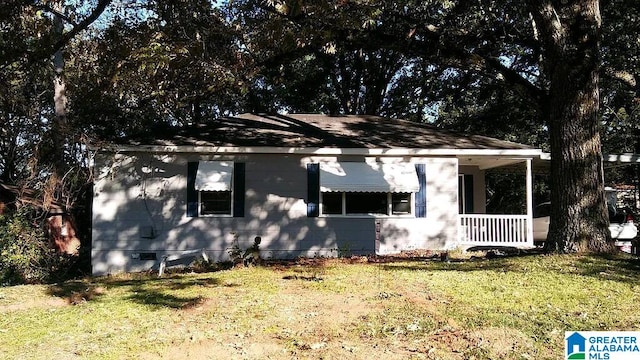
top-left (1, 0), bottom-right (639, 253)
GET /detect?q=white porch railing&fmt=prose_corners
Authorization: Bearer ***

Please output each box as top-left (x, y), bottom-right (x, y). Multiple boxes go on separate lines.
top-left (459, 214), bottom-right (533, 247)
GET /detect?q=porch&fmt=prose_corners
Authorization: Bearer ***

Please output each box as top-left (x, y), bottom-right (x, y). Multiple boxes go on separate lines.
top-left (459, 214), bottom-right (532, 247)
top-left (456, 156), bottom-right (536, 248)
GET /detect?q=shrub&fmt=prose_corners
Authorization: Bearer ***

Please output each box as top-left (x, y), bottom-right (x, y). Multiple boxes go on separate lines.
top-left (226, 234), bottom-right (262, 267)
top-left (0, 210), bottom-right (75, 285)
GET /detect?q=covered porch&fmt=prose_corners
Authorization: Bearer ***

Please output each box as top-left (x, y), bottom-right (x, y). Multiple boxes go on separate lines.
top-left (456, 155), bottom-right (536, 248)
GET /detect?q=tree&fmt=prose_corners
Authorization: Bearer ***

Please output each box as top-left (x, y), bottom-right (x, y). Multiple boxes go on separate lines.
top-left (235, 0), bottom-right (616, 252)
top-left (599, 0), bottom-right (640, 190)
top-left (0, 0), bottom-right (113, 209)
top-left (1, 0), bottom-right (636, 255)
top-left (529, 0), bottom-right (611, 252)
top-left (0, 3), bottom-right (54, 182)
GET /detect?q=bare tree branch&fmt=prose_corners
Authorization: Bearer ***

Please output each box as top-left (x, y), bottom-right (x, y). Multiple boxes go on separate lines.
top-left (47, 0), bottom-right (113, 58)
top-left (1, 0), bottom-right (113, 68)
top-left (34, 3), bottom-right (78, 27)
top-left (603, 67), bottom-right (638, 92)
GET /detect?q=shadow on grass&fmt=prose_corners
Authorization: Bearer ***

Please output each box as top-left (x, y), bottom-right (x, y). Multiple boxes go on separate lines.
top-left (126, 289), bottom-right (206, 309)
top-left (101, 276), bottom-right (222, 290)
top-left (47, 279), bottom-right (108, 304)
top-left (47, 275), bottom-right (222, 308)
top-left (573, 254), bottom-right (640, 284)
top-left (376, 249), bottom-right (543, 272)
top-left (282, 274), bottom-right (324, 281)
top-left (378, 257), bottom-right (514, 273)
top-left (377, 250), bottom-right (640, 285)
top-left (117, 275), bottom-right (224, 309)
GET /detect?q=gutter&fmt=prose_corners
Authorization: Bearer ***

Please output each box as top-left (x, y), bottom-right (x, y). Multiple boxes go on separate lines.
top-left (91, 145), bottom-right (544, 158)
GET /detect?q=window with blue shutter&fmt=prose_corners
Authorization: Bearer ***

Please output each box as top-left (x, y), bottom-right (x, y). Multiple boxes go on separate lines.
top-left (187, 161), bottom-right (245, 217)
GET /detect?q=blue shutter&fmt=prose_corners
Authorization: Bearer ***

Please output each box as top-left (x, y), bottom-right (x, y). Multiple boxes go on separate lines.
top-left (233, 162), bottom-right (245, 217)
top-left (186, 162), bottom-right (199, 217)
top-left (415, 164), bottom-right (427, 218)
top-left (307, 163), bottom-right (320, 217)
top-left (464, 174), bottom-right (474, 214)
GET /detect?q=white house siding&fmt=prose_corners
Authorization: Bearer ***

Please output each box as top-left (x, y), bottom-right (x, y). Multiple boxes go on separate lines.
top-left (377, 158), bottom-right (459, 254)
top-left (91, 152), bottom-right (460, 274)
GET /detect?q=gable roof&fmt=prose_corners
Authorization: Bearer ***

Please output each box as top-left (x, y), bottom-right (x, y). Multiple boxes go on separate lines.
top-left (118, 113), bottom-right (532, 151)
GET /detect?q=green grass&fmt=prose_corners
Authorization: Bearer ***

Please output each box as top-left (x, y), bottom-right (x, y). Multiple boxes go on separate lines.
top-left (1, 254), bottom-right (639, 359)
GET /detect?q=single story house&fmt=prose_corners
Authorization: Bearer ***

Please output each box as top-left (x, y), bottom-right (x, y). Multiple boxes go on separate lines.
top-left (91, 113), bottom-right (542, 274)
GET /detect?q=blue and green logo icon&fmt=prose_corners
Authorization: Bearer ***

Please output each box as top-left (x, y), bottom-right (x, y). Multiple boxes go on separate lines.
top-left (566, 332), bottom-right (586, 359)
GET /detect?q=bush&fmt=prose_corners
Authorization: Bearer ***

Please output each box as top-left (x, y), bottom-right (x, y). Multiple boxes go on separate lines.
top-left (0, 210), bottom-right (75, 285)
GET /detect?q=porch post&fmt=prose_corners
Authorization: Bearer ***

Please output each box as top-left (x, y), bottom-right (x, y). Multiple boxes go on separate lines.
top-left (526, 158), bottom-right (534, 246)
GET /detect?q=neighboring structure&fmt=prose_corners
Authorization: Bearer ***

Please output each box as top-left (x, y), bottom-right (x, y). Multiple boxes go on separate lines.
top-left (535, 152), bottom-right (640, 209)
top-left (91, 113), bottom-right (542, 274)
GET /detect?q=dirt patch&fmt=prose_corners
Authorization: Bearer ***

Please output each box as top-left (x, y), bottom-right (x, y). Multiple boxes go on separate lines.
top-left (139, 268), bottom-right (405, 360)
top-left (1, 296), bottom-right (68, 312)
top-left (469, 327), bottom-right (537, 359)
top-left (152, 258), bottom-right (447, 359)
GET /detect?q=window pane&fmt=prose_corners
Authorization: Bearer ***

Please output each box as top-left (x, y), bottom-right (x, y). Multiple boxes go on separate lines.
top-left (345, 192), bottom-right (388, 214)
top-left (392, 193), bottom-right (411, 215)
top-left (322, 192), bottom-right (342, 214)
top-left (201, 191), bottom-right (232, 215)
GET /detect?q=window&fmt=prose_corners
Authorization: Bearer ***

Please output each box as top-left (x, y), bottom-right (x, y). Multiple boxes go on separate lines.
top-left (346, 192), bottom-right (388, 214)
top-left (200, 191), bottom-right (232, 215)
top-left (321, 192), bottom-right (413, 216)
top-left (187, 161), bottom-right (243, 218)
top-left (391, 193), bottom-right (412, 215)
top-left (308, 162), bottom-right (426, 218)
top-left (321, 192), bottom-right (342, 214)
top-left (195, 161), bottom-right (233, 216)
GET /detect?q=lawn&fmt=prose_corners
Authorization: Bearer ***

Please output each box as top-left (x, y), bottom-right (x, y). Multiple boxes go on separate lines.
top-left (1, 253), bottom-right (639, 360)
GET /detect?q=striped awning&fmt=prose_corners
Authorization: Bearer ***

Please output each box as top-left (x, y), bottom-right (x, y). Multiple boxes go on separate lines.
top-left (194, 161), bottom-right (233, 191)
top-left (320, 162), bottom-right (420, 193)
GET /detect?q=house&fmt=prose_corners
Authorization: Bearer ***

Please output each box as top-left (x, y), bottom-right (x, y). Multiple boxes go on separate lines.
top-left (90, 113), bottom-right (542, 275)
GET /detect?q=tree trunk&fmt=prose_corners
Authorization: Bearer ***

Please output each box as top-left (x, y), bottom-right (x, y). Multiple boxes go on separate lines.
top-left (41, 0), bottom-right (69, 210)
top-left (52, 0), bottom-right (67, 177)
top-left (530, 0), bottom-right (614, 253)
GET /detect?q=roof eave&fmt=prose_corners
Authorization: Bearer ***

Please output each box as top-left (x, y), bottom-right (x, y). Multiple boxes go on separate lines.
top-left (93, 145), bottom-right (543, 157)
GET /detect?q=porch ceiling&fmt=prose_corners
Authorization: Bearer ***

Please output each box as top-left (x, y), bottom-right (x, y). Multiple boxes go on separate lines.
top-left (484, 152), bottom-right (640, 175)
top-left (458, 156), bottom-right (529, 170)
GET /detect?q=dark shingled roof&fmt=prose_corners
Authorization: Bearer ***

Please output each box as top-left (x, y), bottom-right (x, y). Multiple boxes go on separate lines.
top-left (122, 113), bottom-right (532, 150)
